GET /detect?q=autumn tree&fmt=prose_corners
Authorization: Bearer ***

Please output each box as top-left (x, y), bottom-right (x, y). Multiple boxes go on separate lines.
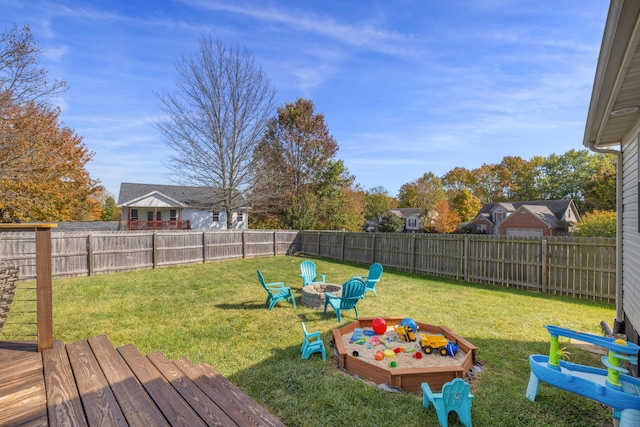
top-left (442, 166), bottom-right (476, 193)
top-left (449, 188), bottom-right (482, 222)
top-left (397, 172), bottom-right (446, 210)
top-left (364, 186), bottom-right (398, 220)
top-left (431, 200), bottom-right (461, 233)
top-left (156, 36), bottom-right (276, 229)
top-left (498, 156), bottom-right (542, 201)
top-left (0, 101), bottom-right (95, 221)
top-left (0, 24), bottom-right (96, 222)
top-left (253, 98), bottom-right (360, 229)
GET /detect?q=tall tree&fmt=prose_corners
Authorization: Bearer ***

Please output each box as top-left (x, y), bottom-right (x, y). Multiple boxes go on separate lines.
top-left (538, 149), bottom-right (602, 213)
top-left (1, 24), bottom-right (70, 192)
top-left (449, 188), bottom-right (482, 222)
top-left (443, 166), bottom-right (476, 193)
top-left (156, 36), bottom-right (276, 229)
top-left (253, 98), bottom-right (352, 229)
top-left (397, 172), bottom-right (446, 210)
top-left (498, 156), bottom-right (542, 201)
top-left (582, 154), bottom-right (616, 213)
top-left (0, 101), bottom-right (95, 221)
top-left (364, 186), bottom-right (399, 220)
top-left (0, 24), bottom-right (96, 222)
top-left (0, 24), bottom-right (67, 107)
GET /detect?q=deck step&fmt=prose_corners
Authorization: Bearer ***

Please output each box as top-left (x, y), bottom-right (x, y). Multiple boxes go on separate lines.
top-left (1, 336), bottom-right (285, 426)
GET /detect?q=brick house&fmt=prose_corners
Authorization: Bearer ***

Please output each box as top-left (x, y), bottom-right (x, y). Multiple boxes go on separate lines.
top-left (467, 200), bottom-right (580, 236)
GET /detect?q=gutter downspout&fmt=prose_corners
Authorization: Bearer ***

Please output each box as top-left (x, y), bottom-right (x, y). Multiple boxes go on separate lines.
top-left (588, 141), bottom-right (624, 330)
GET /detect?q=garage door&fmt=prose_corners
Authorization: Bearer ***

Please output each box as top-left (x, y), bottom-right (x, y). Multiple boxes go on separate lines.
top-left (505, 228), bottom-right (543, 236)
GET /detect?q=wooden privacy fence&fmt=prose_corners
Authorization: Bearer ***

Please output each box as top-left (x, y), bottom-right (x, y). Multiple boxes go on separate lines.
top-left (0, 230), bottom-right (301, 280)
top-left (0, 229), bottom-right (615, 302)
top-left (298, 231), bottom-right (616, 302)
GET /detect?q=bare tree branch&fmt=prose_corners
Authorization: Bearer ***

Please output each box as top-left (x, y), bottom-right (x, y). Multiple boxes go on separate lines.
top-left (156, 36), bottom-right (276, 228)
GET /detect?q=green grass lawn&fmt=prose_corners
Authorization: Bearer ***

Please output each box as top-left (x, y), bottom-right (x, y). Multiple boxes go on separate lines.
top-left (6, 256), bottom-right (617, 426)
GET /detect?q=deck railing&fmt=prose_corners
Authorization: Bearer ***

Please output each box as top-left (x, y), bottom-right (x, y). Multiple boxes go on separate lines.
top-left (125, 220), bottom-right (191, 230)
top-left (0, 223), bottom-right (55, 351)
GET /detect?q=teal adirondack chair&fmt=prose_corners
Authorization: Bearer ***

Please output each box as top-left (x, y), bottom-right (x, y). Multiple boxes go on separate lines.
top-left (299, 260), bottom-right (326, 287)
top-left (300, 322), bottom-right (326, 360)
top-left (257, 270), bottom-right (296, 310)
top-left (422, 378), bottom-right (474, 427)
top-left (323, 278), bottom-right (365, 323)
top-left (354, 263), bottom-right (383, 296)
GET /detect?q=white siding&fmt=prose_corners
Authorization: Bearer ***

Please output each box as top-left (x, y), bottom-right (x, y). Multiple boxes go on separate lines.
top-left (184, 209), bottom-right (247, 230)
top-left (622, 123), bottom-right (640, 330)
top-left (406, 215), bottom-right (421, 231)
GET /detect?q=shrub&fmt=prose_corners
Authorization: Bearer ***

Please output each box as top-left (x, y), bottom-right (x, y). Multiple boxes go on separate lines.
top-left (573, 210), bottom-right (616, 237)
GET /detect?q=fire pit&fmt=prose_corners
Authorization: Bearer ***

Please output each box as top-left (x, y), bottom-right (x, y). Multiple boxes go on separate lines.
top-left (301, 284), bottom-right (342, 309)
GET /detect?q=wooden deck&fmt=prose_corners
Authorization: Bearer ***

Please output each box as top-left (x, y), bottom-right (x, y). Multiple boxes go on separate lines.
top-left (0, 335), bottom-right (285, 427)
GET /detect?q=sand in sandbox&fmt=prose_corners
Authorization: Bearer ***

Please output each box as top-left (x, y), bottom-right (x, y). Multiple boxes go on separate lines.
top-left (341, 326), bottom-right (467, 370)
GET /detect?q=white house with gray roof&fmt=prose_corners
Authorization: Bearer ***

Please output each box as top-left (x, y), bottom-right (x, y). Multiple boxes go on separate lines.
top-left (117, 183), bottom-right (248, 231)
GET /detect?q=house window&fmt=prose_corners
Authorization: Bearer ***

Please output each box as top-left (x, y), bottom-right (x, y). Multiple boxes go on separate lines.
top-left (156, 211), bottom-right (162, 221)
top-left (408, 219), bottom-right (417, 227)
top-left (130, 209), bottom-right (138, 221)
top-left (212, 211), bottom-right (220, 222)
top-left (495, 211), bottom-right (503, 222)
top-left (237, 212), bottom-right (243, 222)
top-left (170, 210), bottom-right (177, 221)
top-left (147, 211), bottom-right (154, 221)
top-left (477, 224), bottom-right (487, 233)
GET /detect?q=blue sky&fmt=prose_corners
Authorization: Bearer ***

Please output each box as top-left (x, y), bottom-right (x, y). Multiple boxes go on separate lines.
top-left (2, 1), bottom-right (609, 199)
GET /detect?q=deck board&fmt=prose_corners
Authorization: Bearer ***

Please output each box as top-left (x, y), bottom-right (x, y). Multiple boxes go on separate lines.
top-left (87, 335), bottom-right (169, 427)
top-left (118, 343), bottom-right (208, 427)
top-left (147, 351), bottom-right (238, 427)
top-left (42, 340), bottom-right (87, 427)
top-left (0, 337), bottom-right (285, 426)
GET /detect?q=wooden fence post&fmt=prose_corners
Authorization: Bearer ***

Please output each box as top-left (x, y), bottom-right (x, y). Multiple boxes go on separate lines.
top-left (35, 226), bottom-right (53, 351)
top-left (371, 233), bottom-right (376, 264)
top-left (464, 235), bottom-right (469, 282)
top-left (409, 234), bottom-right (416, 273)
top-left (202, 232), bottom-right (206, 263)
top-left (87, 233), bottom-right (94, 276)
top-left (341, 232), bottom-right (346, 261)
top-left (273, 231), bottom-right (277, 256)
top-left (541, 238), bottom-right (548, 293)
top-left (240, 231), bottom-right (246, 258)
top-left (152, 232), bottom-right (158, 269)
top-left (316, 231), bottom-right (321, 256)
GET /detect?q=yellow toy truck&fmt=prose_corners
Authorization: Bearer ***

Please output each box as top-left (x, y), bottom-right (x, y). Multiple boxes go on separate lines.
top-left (419, 333), bottom-right (451, 356)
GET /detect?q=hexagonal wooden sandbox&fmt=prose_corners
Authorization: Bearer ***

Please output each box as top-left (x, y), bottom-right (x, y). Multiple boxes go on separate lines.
top-left (332, 317), bottom-right (477, 392)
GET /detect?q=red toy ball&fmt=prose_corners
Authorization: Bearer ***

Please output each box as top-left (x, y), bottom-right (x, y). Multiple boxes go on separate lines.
top-left (372, 317), bottom-right (387, 335)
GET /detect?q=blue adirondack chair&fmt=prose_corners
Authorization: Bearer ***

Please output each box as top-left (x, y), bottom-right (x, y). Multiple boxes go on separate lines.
top-left (257, 270), bottom-right (296, 310)
top-left (422, 378), bottom-right (474, 427)
top-left (323, 278), bottom-right (366, 323)
top-left (354, 263), bottom-right (384, 296)
top-left (300, 322), bottom-right (326, 360)
top-left (299, 260), bottom-right (326, 287)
